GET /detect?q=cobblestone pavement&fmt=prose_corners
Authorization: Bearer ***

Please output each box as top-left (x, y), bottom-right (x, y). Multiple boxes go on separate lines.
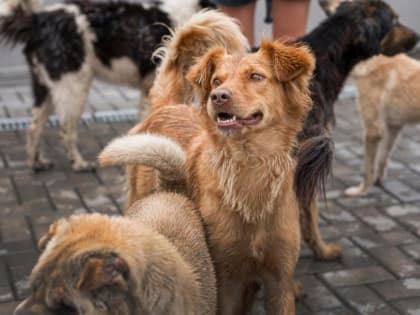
top-left (0, 77), bottom-right (420, 315)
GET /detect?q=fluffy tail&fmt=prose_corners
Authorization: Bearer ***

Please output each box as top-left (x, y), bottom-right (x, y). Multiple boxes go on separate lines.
top-left (99, 133), bottom-right (186, 183)
top-left (294, 133), bottom-right (334, 209)
top-left (0, 0), bottom-right (39, 46)
top-left (150, 9), bottom-right (249, 107)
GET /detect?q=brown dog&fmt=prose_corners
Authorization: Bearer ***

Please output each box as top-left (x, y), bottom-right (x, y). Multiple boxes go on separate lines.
top-left (100, 39), bottom-right (315, 314)
top-left (14, 192), bottom-right (216, 315)
top-left (345, 53), bottom-right (420, 196)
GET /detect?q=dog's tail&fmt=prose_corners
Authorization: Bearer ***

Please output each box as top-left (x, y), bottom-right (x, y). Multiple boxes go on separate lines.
top-left (99, 133), bottom-right (186, 184)
top-left (150, 9), bottom-right (249, 107)
top-left (0, 0), bottom-right (40, 46)
top-left (294, 132), bottom-right (334, 209)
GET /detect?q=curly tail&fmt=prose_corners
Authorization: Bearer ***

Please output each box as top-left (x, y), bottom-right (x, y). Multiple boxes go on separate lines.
top-left (0, 0), bottom-right (39, 46)
top-left (294, 134), bottom-right (334, 209)
top-left (150, 9), bottom-right (249, 108)
top-left (98, 133), bottom-right (186, 185)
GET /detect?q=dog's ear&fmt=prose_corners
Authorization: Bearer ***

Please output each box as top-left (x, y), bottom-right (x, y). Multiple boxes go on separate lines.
top-left (186, 47), bottom-right (225, 105)
top-left (77, 255), bottom-right (129, 292)
top-left (259, 40), bottom-right (315, 82)
top-left (38, 219), bottom-right (66, 251)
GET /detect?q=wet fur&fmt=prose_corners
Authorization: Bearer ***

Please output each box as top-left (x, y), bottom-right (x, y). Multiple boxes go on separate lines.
top-left (103, 40), bottom-right (315, 314)
top-left (346, 54), bottom-right (420, 196)
top-left (0, 0), bottom-right (212, 172)
top-left (14, 192), bottom-right (217, 315)
top-left (292, 0), bottom-right (419, 260)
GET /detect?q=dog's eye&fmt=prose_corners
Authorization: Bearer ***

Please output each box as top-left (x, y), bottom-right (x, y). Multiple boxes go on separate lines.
top-left (213, 78), bottom-right (222, 86)
top-left (250, 73), bottom-right (265, 81)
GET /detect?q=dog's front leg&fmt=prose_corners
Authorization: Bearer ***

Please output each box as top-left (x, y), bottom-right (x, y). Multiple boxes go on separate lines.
top-left (301, 197), bottom-right (342, 260)
top-left (263, 271), bottom-right (295, 315)
top-left (217, 275), bottom-right (248, 315)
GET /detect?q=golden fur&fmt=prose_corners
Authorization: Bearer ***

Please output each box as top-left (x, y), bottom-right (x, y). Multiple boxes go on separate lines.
top-left (14, 192), bottom-right (216, 315)
top-left (346, 53), bottom-right (420, 196)
top-left (101, 39), bottom-right (315, 314)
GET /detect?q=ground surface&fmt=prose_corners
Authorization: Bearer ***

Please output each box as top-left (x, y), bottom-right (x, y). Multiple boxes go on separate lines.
top-left (0, 69), bottom-right (420, 314)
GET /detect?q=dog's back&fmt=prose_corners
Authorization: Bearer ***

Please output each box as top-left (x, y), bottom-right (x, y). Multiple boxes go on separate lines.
top-left (127, 192), bottom-right (217, 315)
top-left (354, 54), bottom-right (420, 124)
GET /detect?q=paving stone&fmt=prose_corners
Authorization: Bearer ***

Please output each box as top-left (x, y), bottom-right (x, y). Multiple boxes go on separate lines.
top-left (337, 286), bottom-right (398, 315)
top-left (299, 276), bottom-right (342, 311)
top-left (380, 230), bottom-right (419, 246)
top-left (356, 207), bottom-right (398, 232)
top-left (322, 266), bottom-right (394, 287)
top-left (370, 247), bottom-right (420, 278)
top-left (403, 243), bottom-right (420, 261)
top-left (372, 278), bottom-right (420, 300)
top-left (393, 298), bottom-right (420, 315)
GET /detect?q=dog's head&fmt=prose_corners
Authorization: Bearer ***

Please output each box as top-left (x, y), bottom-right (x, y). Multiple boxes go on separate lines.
top-left (187, 40), bottom-right (315, 141)
top-left (331, 0), bottom-right (418, 56)
top-left (14, 215), bottom-right (137, 315)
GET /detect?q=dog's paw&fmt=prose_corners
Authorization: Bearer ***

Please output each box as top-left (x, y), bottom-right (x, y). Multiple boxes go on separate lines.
top-left (72, 161), bottom-right (96, 172)
top-left (344, 183), bottom-right (367, 197)
top-left (31, 159), bottom-right (54, 172)
top-left (315, 243), bottom-right (342, 261)
top-left (294, 281), bottom-right (305, 300)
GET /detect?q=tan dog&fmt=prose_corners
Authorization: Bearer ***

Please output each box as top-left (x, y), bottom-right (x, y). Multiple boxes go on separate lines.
top-left (345, 53), bottom-right (420, 196)
top-left (14, 192), bottom-right (216, 315)
top-left (100, 40), bottom-right (315, 314)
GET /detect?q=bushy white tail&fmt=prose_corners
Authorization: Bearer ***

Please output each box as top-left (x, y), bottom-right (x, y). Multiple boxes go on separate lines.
top-left (99, 133), bottom-right (186, 182)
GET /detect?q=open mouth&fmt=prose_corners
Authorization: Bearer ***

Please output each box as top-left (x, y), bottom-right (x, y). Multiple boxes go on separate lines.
top-left (216, 111), bottom-right (263, 128)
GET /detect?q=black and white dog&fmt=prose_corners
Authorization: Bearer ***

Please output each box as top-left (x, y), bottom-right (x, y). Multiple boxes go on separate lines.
top-left (0, 0), bottom-right (214, 171)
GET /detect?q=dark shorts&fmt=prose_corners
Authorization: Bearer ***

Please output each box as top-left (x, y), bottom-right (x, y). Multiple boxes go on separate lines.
top-left (211, 0), bottom-right (257, 6)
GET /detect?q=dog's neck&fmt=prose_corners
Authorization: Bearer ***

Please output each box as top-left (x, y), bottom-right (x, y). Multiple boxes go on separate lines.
top-left (205, 127), bottom-right (295, 223)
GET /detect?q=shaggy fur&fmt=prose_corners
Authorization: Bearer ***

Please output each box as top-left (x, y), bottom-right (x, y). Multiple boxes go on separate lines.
top-left (0, 0), bottom-right (213, 172)
top-left (345, 54), bottom-right (420, 196)
top-left (293, 0), bottom-right (419, 260)
top-left (100, 40), bottom-right (315, 314)
top-left (14, 192), bottom-right (216, 315)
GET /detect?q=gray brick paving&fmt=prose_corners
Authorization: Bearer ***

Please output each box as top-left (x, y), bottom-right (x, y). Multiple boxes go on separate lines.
top-left (0, 76), bottom-right (419, 315)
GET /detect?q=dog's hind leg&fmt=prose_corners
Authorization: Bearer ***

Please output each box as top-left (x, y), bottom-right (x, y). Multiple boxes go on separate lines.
top-left (345, 126), bottom-right (382, 196)
top-left (375, 124), bottom-right (402, 185)
top-left (301, 198), bottom-right (342, 260)
top-left (51, 69), bottom-right (94, 172)
top-left (26, 73), bottom-right (54, 171)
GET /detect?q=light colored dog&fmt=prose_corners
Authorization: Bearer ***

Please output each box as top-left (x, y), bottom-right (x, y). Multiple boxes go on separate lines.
top-left (14, 191), bottom-right (216, 315)
top-left (346, 53), bottom-right (420, 196)
top-left (100, 39), bottom-right (315, 314)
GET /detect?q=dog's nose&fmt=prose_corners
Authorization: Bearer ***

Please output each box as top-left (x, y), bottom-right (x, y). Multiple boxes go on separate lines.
top-left (210, 89), bottom-right (232, 106)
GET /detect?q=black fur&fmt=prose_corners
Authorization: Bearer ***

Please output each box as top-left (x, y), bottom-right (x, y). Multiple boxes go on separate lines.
top-left (70, 0), bottom-right (173, 77)
top-left (293, 0), bottom-right (419, 208)
top-left (0, 8), bottom-right (33, 46)
top-left (28, 9), bottom-right (86, 80)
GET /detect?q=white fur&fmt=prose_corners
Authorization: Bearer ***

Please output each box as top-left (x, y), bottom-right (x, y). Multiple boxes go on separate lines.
top-left (93, 57), bottom-right (141, 87)
top-left (0, 0), bottom-right (41, 15)
top-left (159, 0), bottom-right (200, 26)
top-left (99, 134), bottom-right (186, 181)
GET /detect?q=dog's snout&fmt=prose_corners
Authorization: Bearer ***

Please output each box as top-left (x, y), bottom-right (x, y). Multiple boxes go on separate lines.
top-left (210, 89), bottom-right (232, 106)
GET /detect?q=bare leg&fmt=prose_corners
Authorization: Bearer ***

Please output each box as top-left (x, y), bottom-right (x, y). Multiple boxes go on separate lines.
top-left (217, 1), bottom-right (256, 46)
top-left (375, 125), bottom-right (402, 184)
top-left (272, 0), bottom-right (310, 41)
top-left (345, 129), bottom-right (382, 196)
top-left (301, 197), bottom-right (342, 260)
